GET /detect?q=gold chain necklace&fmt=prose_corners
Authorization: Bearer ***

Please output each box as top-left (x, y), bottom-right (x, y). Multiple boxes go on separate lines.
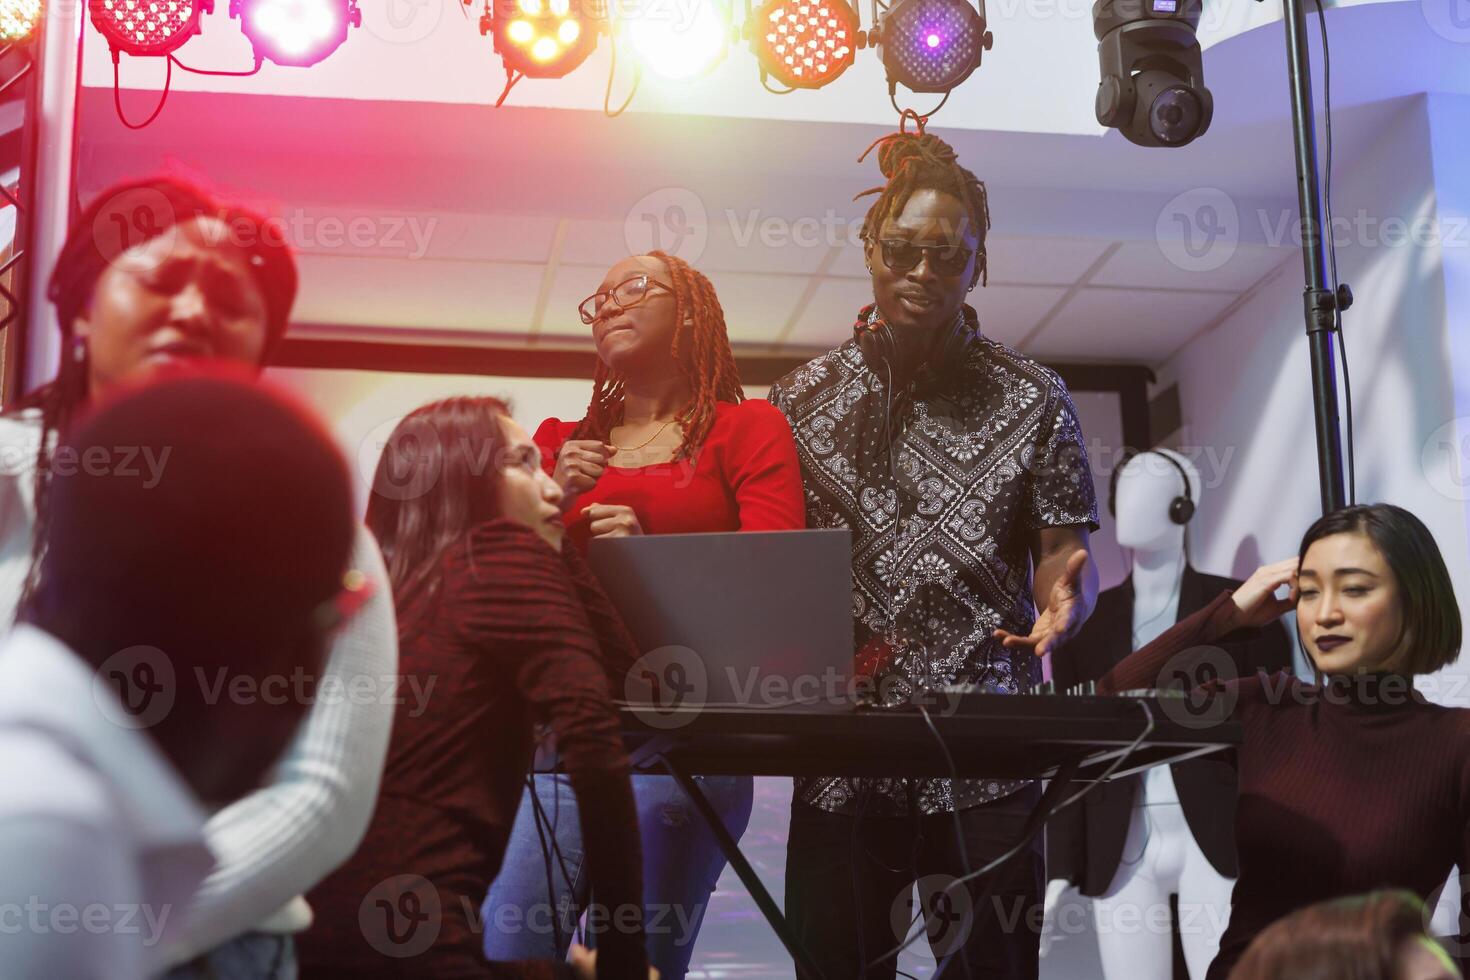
top-left (611, 419), bottom-right (677, 453)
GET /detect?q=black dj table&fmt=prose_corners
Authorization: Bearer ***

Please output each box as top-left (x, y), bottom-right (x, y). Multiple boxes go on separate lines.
top-left (535, 690), bottom-right (1239, 979)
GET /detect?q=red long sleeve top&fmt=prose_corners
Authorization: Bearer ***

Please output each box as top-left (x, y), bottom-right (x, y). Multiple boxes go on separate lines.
top-left (299, 521), bottom-right (646, 980)
top-left (534, 399), bottom-right (806, 551)
top-left (1097, 591), bottom-right (1470, 979)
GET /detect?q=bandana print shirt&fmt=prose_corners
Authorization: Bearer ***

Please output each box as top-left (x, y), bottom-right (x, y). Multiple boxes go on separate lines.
top-left (766, 305), bottom-right (1099, 815)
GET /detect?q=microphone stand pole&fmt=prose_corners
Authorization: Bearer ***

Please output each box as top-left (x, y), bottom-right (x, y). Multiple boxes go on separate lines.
top-left (1278, 0), bottom-right (1349, 513)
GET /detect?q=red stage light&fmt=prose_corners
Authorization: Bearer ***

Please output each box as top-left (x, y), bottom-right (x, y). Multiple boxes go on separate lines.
top-left (483, 0), bottom-right (600, 79)
top-left (752, 0), bottom-right (857, 90)
top-left (231, 0), bottom-right (359, 67)
top-left (89, 0), bottom-right (209, 56)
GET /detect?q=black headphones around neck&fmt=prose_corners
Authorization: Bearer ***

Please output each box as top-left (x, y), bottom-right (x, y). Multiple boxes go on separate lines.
top-left (1107, 448), bottom-right (1196, 526)
top-left (853, 306), bottom-right (977, 387)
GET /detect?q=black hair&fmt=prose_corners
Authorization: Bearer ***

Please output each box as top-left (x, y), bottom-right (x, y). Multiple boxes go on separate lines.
top-left (1297, 503), bottom-right (1461, 675)
top-left (855, 126), bottom-right (991, 288)
top-left (14, 176), bottom-right (299, 619)
top-left (28, 370), bottom-right (354, 684)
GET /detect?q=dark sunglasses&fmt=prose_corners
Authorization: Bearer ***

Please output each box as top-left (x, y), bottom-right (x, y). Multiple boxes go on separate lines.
top-left (578, 274), bottom-right (672, 325)
top-left (876, 239), bottom-right (978, 277)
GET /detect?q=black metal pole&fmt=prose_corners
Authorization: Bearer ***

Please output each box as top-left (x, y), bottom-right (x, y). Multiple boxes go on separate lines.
top-left (662, 761), bottom-right (828, 980)
top-left (1281, 0), bottom-right (1347, 514)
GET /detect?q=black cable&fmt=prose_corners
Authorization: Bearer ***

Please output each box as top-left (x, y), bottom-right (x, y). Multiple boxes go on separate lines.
top-left (871, 700), bottom-right (1159, 965)
top-left (918, 703), bottom-right (975, 980)
top-left (851, 787), bottom-right (871, 977)
top-left (760, 74), bottom-right (796, 95)
top-left (858, 360), bottom-right (902, 976)
top-left (1314, 0), bottom-right (1354, 505)
top-left (494, 68), bottom-right (524, 108)
top-left (858, 352), bottom-right (944, 973)
top-left (873, 333), bottom-right (983, 976)
top-left (881, 795), bottom-right (932, 957)
top-left (888, 88), bottom-right (949, 122)
top-left (524, 735), bottom-right (587, 953)
top-left (884, 356), bottom-right (899, 650)
top-left (113, 53), bottom-right (171, 130)
top-left (168, 53), bottom-right (262, 76)
top-left (526, 774), bottom-right (569, 954)
top-left (848, 786), bottom-right (931, 978)
top-left (604, 37), bottom-right (640, 117)
top-left (549, 773), bottom-right (587, 947)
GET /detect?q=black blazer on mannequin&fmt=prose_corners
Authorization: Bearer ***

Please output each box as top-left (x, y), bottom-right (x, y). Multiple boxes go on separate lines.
top-left (1047, 565), bottom-right (1293, 896)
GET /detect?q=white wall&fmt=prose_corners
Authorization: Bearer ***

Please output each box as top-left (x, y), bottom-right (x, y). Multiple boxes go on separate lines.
top-left (1427, 92), bottom-right (1470, 611)
top-left (1154, 93), bottom-right (1470, 699)
top-left (264, 368), bottom-right (615, 514)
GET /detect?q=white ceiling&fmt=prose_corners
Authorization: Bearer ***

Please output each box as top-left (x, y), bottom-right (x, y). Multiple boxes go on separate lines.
top-left (269, 227), bottom-right (1288, 362)
top-left (73, 0), bottom-right (1467, 366)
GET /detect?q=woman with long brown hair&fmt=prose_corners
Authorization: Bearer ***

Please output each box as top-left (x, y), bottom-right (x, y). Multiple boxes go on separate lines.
top-left (483, 250), bottom-right (804, 978)
top-left (299, 396), bottom-right (651, 979)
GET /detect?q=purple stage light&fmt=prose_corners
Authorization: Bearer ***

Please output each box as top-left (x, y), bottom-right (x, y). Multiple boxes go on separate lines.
top-left (877, 0), bottom-right (990, 94)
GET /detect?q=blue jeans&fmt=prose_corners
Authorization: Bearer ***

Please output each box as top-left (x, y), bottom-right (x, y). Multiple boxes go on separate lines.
top-left (162, 932), bottom-right (296, 980)
top-left (482, 772), bottom-right (754, 979)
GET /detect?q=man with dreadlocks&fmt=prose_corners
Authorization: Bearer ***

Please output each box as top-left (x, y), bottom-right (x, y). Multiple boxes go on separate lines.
top-left (767, 122), bottom-right (1101, 977)
top-left (482, 250), bottom-right (805, 979)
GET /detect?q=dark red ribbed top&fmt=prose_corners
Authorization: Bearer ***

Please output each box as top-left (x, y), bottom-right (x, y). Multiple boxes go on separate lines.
top-left (1097, 590), bottom-right (1470, 978)
top-left (299, 521), bottom-right (646, 980)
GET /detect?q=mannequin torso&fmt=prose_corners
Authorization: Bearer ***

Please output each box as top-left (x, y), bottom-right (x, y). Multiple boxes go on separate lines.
top-left (1130, 546), bottom-right (1187, 807)
top-left (1042, 449), bottom-right (1234, 979)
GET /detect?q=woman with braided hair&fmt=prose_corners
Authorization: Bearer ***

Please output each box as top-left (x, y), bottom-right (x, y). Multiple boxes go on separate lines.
top-left (768, 121), bottom-right (1099, 978)
top-left (539, 249), bottom-right (800, 544)
top-left (481, 250), bottom-right (804, 978)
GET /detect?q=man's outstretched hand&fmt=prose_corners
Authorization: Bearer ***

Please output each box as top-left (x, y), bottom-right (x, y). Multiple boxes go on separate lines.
top-left (992, 548), bottom-right (1090, 658)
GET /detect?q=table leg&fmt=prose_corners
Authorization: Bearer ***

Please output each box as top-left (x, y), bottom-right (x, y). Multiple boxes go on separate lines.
top-left (660, 760), bottom-right (827, 980)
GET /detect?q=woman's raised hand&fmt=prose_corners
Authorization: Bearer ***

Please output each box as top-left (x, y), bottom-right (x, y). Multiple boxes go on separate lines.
top-left (554, 439), bottom-right (614, 510)
top-left (1225, 558), bottom-right (1299, 634)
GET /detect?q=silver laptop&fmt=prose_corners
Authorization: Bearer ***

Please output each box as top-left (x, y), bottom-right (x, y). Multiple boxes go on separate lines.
top-left (588, 529), bottom-right (855, 713)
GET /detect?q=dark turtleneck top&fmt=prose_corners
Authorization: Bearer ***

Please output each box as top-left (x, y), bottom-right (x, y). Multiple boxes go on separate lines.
top-left (1098, 590), bottom-right (1470, 979)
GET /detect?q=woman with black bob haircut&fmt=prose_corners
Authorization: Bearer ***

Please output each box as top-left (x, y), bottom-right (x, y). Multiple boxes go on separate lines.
top-left (1297, 504), bottom-right (1462, 677)
top-left (998, 503), bottom-right (1470, 979)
